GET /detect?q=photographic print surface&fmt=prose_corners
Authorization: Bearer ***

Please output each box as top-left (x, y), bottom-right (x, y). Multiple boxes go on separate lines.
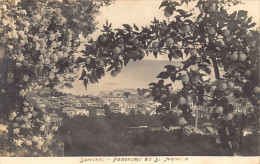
top-left (0, 0), bottom-right (259, 158)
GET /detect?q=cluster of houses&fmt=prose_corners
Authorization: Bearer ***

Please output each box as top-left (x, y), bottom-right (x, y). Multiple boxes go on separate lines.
top-left (99, 89), bottom-right (161, 115)
top-left (30, 88), bottom-right (227, 124)
top-left (20, 87), bottom-right (257, 147)
top-left (25, 88), bottom-right (162, 133)
top-left (28, 88), bottom-right (223, 127)
top-left (28, 88), bottom-right (249, 136)
top-left (32, 88), bottom-right (161, 117)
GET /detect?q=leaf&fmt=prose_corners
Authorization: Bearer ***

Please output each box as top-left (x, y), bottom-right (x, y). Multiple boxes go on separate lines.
top-left (133, 55), bottom-right (139, 61)
top-left (177, 9), bottom-right (186, 17)
top-left (86, 64), bottom-right (91, 71)
top-left (76, 57), bottom-right (85, 63)
top-left (173, 2), bottom-right (181, 6)
top-left (170, 73), bottom-right (176, 82)
top-left (103, 25), bottom-right (109, 32)
top-left (115, 28), bottom-right (125, 32)
top-left (146, 50), bottom-right (149, 56)
top-left (159, 1), bottom-right (169, 9)
top-left (153, 17), bottom-right (159, 24)
top-left (184, 48), bottom-right (190, 55)
top-left (246, 16), bottom-right (252, 23)
top-left (88, 38), bottom-right (94, 43)
top-left (197, 13), bottom-right (203, 19)
top-left (165, 83), bottom-right (172, 88)
top-left (106, 65), bottom-right (114, 72)
top-left (149, 82), bottom-right (158, 86)
top-left (163, 20), bottom-right (167, 26)
top-left (248, 23), bottom-right (256, 28)
top-left (164, 6), bottom-right (175, 15)
top-left (133, 24), bottom-right (139, 31)
top-left (138, 55), bottom-right (144, 60)
top-left (83, 79), bottom-right (88, 89)
top-left (158, 79), bottom-right (164, 86)
top-left (79, 70), bottom-right (87, 80)
top-left (122, 24), bottom-right (132, 31)
top-left (182, 58), bottom-right (194, 70)
top-left (185, 13), bottom-right (193, 17)
top-left (64, 83), bottom-right (73, 89)
top-left (96, 69), bottom-right (104, 79)
top-left (175, 15), bottom-right (182, 22)
top-left (80, 50), bottom-right (87, 54)
top-left (157, 71), bottom-right (170, 79)
top-left (92, 75), bottom-right (98, 83)
top-left (203, 58), bottom-right (211, 65)
top-left (181, 0), bottom-right (189, 5)
top-left (159, 40), bottom-right (165, 48)
top-left (168, 53), bottom-right (173, 62)
top-left (164, 65), bottom-right (176, 71)
top-left (153, 51), bottom-right (158, 58)
top-left (124, 58), bottom-right (130, 66)
top-left (176, 50), bottom-right (183, 59)
top-left (229, 11), bottom-right (237, 20)
top-left (238, 10), bottom-right (248, 18)
top-left (184, 19), bottom-right (193, 24)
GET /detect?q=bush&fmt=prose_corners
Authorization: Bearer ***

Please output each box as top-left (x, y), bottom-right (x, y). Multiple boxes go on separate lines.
top-left (58, 115), bottom-right (259, 156)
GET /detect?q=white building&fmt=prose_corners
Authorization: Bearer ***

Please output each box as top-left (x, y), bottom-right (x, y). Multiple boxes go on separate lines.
top-left (75, 109), bottom-right (89, 116)
top-left (96, 109), bottom-right (105, 116)
top-left (75, 101), bottom-right (82, 108)
top-left (104, 95), bottom-right (125, 102)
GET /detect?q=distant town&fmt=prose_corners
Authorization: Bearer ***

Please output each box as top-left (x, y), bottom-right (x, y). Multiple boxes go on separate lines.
top-left (23, 87), bottom-right (249, 138)
top-left (26, 88), bottom-right (159, 117)
top-left (0, 87), bottom-right (254, 156)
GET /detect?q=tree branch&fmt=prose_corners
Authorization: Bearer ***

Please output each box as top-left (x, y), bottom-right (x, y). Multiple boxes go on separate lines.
top-left (210, 57), bottom-right (220, 80)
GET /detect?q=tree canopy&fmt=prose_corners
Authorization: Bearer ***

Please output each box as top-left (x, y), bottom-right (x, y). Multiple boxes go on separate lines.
top-left (0, 0), bottom-right (113, 156)
top-left (76, 0), bottom-right (259, 154)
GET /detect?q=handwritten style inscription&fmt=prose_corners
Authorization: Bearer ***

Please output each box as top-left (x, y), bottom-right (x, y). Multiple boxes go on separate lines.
top-left (79, 157), bottom-right (104, 163)
top-left (79, 157), bottom-right (189, 163)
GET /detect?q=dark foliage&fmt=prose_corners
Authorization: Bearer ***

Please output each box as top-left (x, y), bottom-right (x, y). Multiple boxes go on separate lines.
top-left (56, 114), bottom-right (259, 156)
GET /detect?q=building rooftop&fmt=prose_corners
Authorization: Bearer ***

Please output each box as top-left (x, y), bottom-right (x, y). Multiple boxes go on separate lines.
top-left (49, 113), bottom-right (58, 117)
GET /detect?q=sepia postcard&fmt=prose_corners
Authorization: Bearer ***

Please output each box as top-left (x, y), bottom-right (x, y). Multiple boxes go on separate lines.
top-left (0, 0), bottom-right (259, 163)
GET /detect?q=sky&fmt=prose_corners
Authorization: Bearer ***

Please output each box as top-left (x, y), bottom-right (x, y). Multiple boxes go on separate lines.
top-left (60, 0), bottom-right (260, 96)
